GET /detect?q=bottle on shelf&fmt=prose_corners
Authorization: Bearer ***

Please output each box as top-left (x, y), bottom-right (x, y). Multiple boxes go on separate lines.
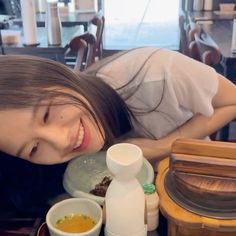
top-left (204, 0), bottom-right (213, 11)
top-left (143, 183), bottom-right (159, 231)
top-left (20, 0), bottom-right (37, 45)
top-left (45, 0), bottom-right (62, 45)
top-left (184, 0), bottom-right (193, 11)
top-left (193, 0), bottom-right (204, 11)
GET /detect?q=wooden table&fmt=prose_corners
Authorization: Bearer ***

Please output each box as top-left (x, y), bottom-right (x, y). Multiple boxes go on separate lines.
top-left (1, 25), bottom-right (83, 63)
top-left (13, 12), bottom-right (95, 31)
top-left (189, 10), bottom-right (236, 22)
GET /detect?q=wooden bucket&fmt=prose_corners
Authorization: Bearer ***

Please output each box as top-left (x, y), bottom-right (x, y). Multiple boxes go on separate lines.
top-left (156, 139), bottom-right (236, 236)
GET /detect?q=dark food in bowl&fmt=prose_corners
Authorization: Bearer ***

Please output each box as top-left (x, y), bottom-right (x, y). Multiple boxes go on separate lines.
top-left (89, 176), bottom-right (112, 197)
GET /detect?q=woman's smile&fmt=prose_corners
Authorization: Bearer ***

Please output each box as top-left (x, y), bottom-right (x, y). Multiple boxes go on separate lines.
top-left (71, 119), bottom-right (90, 153)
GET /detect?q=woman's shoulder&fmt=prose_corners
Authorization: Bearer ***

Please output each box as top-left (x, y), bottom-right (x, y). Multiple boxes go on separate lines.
top-left (85, 47), bottom-right (175, 75)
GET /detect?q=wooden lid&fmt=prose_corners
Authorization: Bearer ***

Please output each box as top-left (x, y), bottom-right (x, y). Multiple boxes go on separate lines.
top-left (169, 139), bottom-right (236, 212)
top-left (156, 158), bottom-right (236, 230)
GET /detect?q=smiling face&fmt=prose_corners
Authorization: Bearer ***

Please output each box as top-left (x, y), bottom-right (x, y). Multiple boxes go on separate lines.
top-left (0, 89), bottom-right (105, 164)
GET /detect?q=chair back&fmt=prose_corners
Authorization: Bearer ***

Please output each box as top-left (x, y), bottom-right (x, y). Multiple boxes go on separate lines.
top-left (194, 30), bottom-right (222, 66)
top-left (89, 10), bottom-right (105, 59)
top-left (187, 22), bottom-right (201, 60)
top-left (66, 32), bottom-right (96, 72)
top-left (67, 37), bottom-right (87, 72)
top-left (179, 11), bottom-right (189, 56)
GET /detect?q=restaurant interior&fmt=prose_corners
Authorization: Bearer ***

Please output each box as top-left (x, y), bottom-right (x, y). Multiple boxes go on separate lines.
top-left (0, 0), bottom-right (236, 236)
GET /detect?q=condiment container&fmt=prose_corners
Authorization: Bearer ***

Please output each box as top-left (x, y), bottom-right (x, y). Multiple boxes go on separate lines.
top-left (20, 0), bottom-right (37, 45)
top-left (193, 0), bottom-right (204, 11)
top-left (142, 183), bottom-right (159, 231)
top-left (204, 0), bottom-right (213, 11)
top-left (46, 0), bottom-right (62, 45)
top-left (232, 19), bottom-right (236, 52)
top-left (105, 143), bottom-right (147, 236)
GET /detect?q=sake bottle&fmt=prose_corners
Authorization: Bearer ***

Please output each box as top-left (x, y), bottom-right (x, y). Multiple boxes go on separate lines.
top-left (105, 143), bottom-right (147, 236)
top-left (46, 0), bottom-right (62, 45)
top-left (193, 0), bottom-right (204, 11)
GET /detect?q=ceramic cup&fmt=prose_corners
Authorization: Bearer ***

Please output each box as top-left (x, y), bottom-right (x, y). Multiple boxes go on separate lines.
top-left (46, 198), bottom-right (102, 236)
top-left (219, 3), bottom-right (235, 12)
top-left (106, 143), bottom-right (143, 181)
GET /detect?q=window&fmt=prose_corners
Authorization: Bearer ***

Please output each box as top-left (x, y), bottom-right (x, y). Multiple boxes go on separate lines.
top-left (103, 0), bottom-right (180, 50)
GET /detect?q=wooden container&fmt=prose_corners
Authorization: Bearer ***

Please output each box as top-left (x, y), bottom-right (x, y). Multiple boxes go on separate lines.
top-left (156, 138), bottom-right (236, 236)
top-left (170, 139), bottom-right (236, 212)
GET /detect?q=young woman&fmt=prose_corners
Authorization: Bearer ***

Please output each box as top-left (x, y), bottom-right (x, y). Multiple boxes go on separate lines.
top-left (0, 47), bottom-right (235, 166)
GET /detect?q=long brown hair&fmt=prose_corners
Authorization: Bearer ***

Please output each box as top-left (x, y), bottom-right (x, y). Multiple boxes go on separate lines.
top-left (0, 55), bottom-right (133, 148)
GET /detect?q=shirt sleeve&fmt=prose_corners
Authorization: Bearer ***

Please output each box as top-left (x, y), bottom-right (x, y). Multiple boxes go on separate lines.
top-left (166, 51), bottom-right (219, 117)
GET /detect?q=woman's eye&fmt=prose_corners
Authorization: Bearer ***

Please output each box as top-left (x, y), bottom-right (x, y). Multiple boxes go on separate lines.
top-left (30, 143), bottom-right (38, 157)
top-left (43, 107), bottom-right (50, 123)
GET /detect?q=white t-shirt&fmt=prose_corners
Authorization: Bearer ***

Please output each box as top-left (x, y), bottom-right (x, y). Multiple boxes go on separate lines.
top-left (89, 47), bottom-right (219, 139)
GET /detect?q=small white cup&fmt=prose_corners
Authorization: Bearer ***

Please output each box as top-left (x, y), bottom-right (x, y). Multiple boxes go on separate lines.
top-left (219, 3), bottom-right (235, 12)
top-left (46, 198), bottom-right (102, 236)
top-left (1, 30), bottom-right (21, 45)
top-left (106, 143), bottom-right (143, 181)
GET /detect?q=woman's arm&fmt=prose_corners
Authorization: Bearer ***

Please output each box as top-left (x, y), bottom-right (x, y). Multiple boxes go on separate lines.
top-left (126, 74), bottom-right (236, 161)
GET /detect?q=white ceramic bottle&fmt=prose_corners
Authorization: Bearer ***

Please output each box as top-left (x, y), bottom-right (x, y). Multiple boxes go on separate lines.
top-left (204, 0), bottom-right (213, 11)
top-left (231, 19), bottom-right (236, 52)
top-left (20, 0), bottom-right (37, 45)
top-left (142, 183), bottom-right (159, 231)
top-left (105, 143), bottom-right (147, 236)
top-left (193, 0), bottom-right (204, 11)
top-left (46, 0), bottom-right (62, 45)
top-left (35, 0), bottom-right (46, 13)
top-left (184, 0), bottom-right (194, 11)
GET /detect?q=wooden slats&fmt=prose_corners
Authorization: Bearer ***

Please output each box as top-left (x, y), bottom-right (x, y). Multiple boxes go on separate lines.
top-left (171, 138), bottom-right (236, 159)
top-left (170, 153), bottom-right (236, 179)
top-left (169, 138), bottom-right (236, 210)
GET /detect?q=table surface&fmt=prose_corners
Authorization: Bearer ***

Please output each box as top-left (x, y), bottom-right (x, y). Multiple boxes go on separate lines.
top-left (1, 25), bottom-right (83, 63)
top-left (0, 212), bottom-right (167, 236)
top-left (13, 11), bottom-right (95, 30)
top-left (2, 25), bottom-right (83, 49)
top-left (189, 10), bottom-right (236, 21)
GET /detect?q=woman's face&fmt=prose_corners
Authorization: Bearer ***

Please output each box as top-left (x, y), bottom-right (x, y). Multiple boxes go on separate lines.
top-left (0, 89), bottom-right (105, 164)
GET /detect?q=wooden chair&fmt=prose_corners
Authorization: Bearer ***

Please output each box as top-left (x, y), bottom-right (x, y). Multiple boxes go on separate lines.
top-left (194, 30), bottom-right (223, 69)
top-left (65, 32), bottom-right (96, 72)
top-left (89, 10), bottom-right (105, 60)
top-left (193, 29), bottom-right (235, 141)
top-left (187, 22), bottom-right (201, 61)
top-left (179, 11), bottom-right (189, 56)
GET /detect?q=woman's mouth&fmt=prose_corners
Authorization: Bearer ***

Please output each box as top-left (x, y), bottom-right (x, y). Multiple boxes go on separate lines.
top-left (73, 125), bottom-right (84, 149)
top-left (72, 120), bottom-right (89, 152)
